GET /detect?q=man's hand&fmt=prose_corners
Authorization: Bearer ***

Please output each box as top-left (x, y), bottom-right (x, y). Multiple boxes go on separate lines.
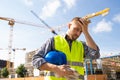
top-left (40, 63), bottom-right (80, 79)
top-left (78, 18), bottom-right (90, 34)
top-left (54, 65), bottom-right (80, 80)
top-left (54, 65), bottom-right (75, 77)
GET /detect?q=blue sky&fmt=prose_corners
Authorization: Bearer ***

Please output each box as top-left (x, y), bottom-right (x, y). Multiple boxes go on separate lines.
top-left (0, 0), bottom-right (120, 68)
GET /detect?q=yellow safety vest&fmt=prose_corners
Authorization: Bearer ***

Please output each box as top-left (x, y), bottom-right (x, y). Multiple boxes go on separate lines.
top-left (44, 35), bottom-right (84, 80)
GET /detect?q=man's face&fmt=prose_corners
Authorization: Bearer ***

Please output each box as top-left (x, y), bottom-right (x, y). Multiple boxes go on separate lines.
top-left (68, 21), bottom-right (82, 40)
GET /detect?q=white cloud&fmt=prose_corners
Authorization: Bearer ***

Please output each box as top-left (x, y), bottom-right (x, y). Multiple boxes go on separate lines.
top-left (112, 13), bottom-right (120, 23)
top-left (24, 0), bottom-right (33, 6)
top-left (39, 0), bottom-right (77, 19)
top-left (92, 19), bottom-right (113, 33)
top-left (63, 0), bottom-right (77, 13)
top-left (63, 0), bottom-right (77, 9)
top-left (40, 0), bottom-right (61, 19)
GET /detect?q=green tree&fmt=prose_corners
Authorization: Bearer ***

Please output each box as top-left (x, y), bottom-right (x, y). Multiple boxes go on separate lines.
top-left (0, 69), bottom-right (1, 78)
top-left (16, 64), bottom-right (27, 77)
top-left (1, 67), bottom-right (9, 78)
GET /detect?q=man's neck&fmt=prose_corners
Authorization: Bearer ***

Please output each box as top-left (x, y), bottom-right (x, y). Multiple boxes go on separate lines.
top-left (65, 34), bottom-right (73, 41)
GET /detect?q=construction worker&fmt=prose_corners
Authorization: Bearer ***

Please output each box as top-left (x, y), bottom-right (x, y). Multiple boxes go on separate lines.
top-left (32, 17), bottom-right (100, 80)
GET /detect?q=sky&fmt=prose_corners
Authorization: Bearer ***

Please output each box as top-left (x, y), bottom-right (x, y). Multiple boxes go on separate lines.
top-left (0, 0), bottom-right (120, 68)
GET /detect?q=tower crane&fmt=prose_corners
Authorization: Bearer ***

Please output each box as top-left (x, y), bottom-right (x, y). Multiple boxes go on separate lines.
top-left (0, 18), bottom-right (15, 68)
top-left (0, 16), bottom-right (64, 69)
top-left (0, 16), bottom-right (46, 69)
top-left (30, 8), bottom-right (110, 33)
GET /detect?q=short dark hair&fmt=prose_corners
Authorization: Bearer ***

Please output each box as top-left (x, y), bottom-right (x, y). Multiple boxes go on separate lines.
top-left (71, 17), bottom-right (81, 21)
top-left (71, 17), bottom-right (83, 25)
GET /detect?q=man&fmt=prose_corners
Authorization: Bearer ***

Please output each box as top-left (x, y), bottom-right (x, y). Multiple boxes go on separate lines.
top-left (32, 17), bottom-right (100, 80)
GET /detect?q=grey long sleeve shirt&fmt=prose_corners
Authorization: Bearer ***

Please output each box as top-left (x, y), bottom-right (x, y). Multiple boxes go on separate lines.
top-left (32, 35), bottom-right (100, 69)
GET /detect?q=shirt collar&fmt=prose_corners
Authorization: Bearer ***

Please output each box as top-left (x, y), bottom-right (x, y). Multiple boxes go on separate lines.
top-left (65, 34), bottom-right (73, 42)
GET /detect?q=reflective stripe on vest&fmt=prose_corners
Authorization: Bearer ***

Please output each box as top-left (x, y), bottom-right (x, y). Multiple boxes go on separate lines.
top-left (45, 35), bottom-right (84, 80)
top-left (67, 61), bottom-right (84, 67)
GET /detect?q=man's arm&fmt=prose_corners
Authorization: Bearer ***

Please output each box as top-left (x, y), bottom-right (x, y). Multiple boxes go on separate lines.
top-left (78, 18), bottom-right (100, 59)
top-left (83, 31), bottom-right (98, 50)
top-left (32, 37), bottom-right (54, 69)
top-left (79, 18), bottom-right (98, 50)
top-left (82, 41), bottom-right (100, 59)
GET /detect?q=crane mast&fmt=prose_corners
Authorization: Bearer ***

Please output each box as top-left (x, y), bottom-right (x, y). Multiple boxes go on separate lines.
top-left (7, 21), bottom-right (14, 68)
top-left (0, 17), bottom-right (27, 69)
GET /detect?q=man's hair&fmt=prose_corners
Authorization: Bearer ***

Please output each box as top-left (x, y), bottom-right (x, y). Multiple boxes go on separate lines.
top-left (72, 17), bottom-right (91, 23)
top-left (71, 17), bottom-right (83, 25)
top-left (71, 17), bottom-right (81, 21)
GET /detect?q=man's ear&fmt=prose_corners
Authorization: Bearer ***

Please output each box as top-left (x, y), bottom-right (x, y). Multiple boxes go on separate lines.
top-left (67, 22), bottom-right (71, 29)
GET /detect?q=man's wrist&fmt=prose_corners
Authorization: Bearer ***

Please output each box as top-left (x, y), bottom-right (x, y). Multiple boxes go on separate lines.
top-left (83, 31), bottom-right (89, 36)
top-left (40, 62), bottom-right (58, 72)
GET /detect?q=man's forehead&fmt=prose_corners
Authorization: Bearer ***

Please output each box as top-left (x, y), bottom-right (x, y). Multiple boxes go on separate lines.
top-left (71, 21), bottom-right (82, 30)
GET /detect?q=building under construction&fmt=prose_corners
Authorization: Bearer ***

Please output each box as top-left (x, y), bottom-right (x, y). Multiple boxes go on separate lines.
top-left (101, 55), bottom-right (120, 79)
top-left (24, 49), bottom-right (38, 77)
top-left (85, 54), bottom-right (120, 80)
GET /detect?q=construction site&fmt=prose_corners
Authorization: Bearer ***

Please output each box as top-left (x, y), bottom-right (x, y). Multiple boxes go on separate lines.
top-left (0, 1), bottom-right (120, 80)
top-left (0, 49), bottom-right (120, 80)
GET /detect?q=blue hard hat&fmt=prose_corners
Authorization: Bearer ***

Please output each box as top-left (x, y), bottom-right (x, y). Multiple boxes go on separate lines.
top-left (44, 51), bottom-right (67, 65)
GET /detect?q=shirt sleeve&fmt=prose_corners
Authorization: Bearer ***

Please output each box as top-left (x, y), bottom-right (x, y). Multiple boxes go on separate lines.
top-left (82, 41), bottom-right (100, 59)
top-left (32, 37), bottom-right (54, 69)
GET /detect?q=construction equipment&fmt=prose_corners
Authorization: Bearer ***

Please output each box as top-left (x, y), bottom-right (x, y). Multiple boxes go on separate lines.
top-left (0, 16), bottom-right (42, 68)
top-left (31, 10), bottom-right (58, 35)
top-left (83, 8), bottom-right (110, 21)
top-left (0, 17), bottom-right (46, 28)
top-left (12, 48), bottom-right (26, 62)
top-left (30, 8), bottom-right (110, 33)
top-left (0, 16), bottom-right (63, 69)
